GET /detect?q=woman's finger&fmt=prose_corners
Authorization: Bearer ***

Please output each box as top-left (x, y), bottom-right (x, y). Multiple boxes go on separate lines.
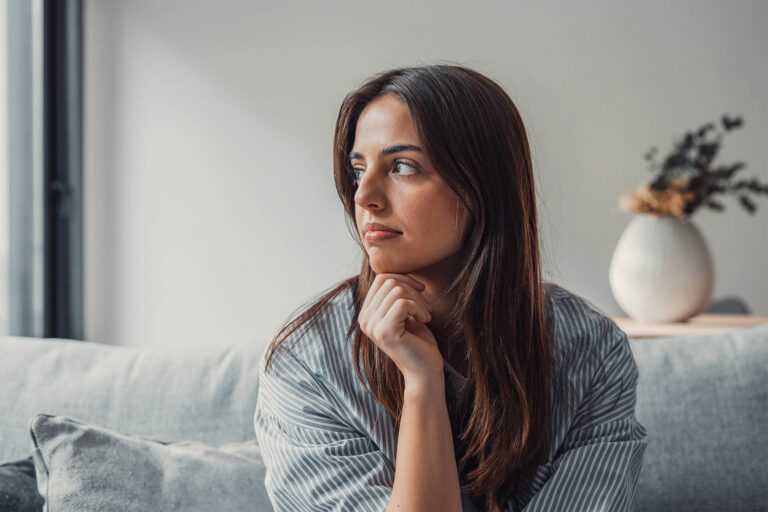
top-left (361, 278), bottom-right (398, 328)
top-left (370, 274), bottom-right (432, 314)
top-left (379, 286), bottom-right (432, 325)
top-left (375, 273), bottom-right (427, 296)
top-left (378, 298), bottom-right (432, 350)
top-left (360, 273), bottom-right (386, 313)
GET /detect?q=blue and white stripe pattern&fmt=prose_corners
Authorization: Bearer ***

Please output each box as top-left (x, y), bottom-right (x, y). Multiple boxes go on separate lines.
top-left (254, 282), bottom-right (648, 511)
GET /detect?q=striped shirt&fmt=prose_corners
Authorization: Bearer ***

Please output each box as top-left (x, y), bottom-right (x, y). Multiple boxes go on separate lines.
top-left (254, 282), bottom-right (648, 511)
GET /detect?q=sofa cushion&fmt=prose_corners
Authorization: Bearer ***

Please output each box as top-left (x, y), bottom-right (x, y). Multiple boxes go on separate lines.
top-left (29, 414), bottom-right (273, 512)
top-left (628, 323), bottom-right (768, 511)
top-left (0, 336), bottom-right (268, 462)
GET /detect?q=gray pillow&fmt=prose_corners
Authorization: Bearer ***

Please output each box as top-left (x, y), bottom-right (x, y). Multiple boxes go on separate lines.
top-left (29, 414), bottom-right (273, 511)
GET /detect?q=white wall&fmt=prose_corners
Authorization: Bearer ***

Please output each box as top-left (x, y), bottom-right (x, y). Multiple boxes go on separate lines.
top-left (84, 0), bottom-right (768, 348)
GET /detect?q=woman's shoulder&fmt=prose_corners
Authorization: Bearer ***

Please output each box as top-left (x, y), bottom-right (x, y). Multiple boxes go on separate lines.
top-left (543, 281), bottom-right (629, 371)
top-left (265, 282), bottom-right (357, 380)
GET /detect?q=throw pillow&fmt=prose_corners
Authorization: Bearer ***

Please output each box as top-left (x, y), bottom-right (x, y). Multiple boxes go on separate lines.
top-left (0, 456), bottom-right (44, 512)
top-left (29, 413), bottom-right (273, 512)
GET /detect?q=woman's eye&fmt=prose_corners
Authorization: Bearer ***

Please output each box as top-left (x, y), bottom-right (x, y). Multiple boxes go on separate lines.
top-left (347, 167), bottom-right (365, 184)
top-left (347, 161), bottom-right (419, 186)
top-left (394, 161), bottom-right (419, 177)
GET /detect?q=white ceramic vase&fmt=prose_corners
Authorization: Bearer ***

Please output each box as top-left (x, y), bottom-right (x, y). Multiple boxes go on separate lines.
top-left (609, 213), bottom-right (714, 322)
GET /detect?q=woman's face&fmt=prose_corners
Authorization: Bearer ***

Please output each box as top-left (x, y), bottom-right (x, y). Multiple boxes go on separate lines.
top-left (351, 93), bottom-right (469, 279)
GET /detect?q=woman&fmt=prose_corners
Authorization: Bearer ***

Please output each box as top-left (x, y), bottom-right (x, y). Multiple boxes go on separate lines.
top-left (254, 64), bottom-right (648, 512)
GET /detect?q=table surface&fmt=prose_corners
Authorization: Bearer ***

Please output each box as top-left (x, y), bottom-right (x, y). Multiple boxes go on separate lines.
top-left (608, 314), bottom-right (768, 338)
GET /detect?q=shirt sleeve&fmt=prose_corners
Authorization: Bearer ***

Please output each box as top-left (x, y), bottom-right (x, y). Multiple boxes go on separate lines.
top-left (517, 319), bottom-right (649, 512)
top-left (254, 343), bottom-right (395, 512)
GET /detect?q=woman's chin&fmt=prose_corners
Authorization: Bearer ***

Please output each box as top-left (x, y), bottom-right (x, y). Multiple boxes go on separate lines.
top-left (369, 260), bottom-right (418, 275)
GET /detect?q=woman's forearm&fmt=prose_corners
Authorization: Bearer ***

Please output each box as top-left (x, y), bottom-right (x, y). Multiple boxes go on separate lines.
top-left (386, 377), bottom-right (463, 511)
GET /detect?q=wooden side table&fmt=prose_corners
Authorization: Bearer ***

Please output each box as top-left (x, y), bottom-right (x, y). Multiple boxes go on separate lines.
top-left (608, 314), bottom-right (768, 339)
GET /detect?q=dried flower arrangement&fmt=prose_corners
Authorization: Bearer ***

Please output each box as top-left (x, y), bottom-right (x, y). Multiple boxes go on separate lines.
top-left (619, 114), bottom-right (768, 219)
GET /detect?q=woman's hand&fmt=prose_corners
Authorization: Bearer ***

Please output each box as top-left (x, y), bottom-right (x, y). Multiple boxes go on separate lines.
top-left (358, 273), bottom-right (445, 388)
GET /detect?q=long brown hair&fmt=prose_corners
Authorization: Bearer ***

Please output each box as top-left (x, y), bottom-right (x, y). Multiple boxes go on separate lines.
top-left (263, 63), bottom-right (552, 511)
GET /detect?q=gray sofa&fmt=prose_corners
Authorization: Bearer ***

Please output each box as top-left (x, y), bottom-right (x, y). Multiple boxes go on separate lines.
top-left (1, 323), bottom-right (766, 511)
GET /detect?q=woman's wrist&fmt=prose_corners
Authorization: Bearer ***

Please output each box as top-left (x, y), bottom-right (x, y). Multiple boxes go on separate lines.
top-left (403, 369), bottom-right (446, 398)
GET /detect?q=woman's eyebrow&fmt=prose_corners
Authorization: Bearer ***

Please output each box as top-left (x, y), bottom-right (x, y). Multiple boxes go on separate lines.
top-left (348, 144), bottom-right (423, 160)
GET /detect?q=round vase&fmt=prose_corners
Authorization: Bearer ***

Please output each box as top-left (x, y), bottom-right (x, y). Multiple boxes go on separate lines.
top-left (608, 213), bottom-right (714, 322)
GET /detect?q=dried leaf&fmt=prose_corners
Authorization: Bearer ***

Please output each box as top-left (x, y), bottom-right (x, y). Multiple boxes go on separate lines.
top-left (721, 114), bottom-right (743, 131)
top-left (704, 199), bottom-right (725, 211)
top-left (739, 195), bottom-right (757, 214)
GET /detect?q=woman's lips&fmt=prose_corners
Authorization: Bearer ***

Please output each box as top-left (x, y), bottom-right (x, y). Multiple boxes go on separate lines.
top-left (364, 230), bottom-right (402, 241)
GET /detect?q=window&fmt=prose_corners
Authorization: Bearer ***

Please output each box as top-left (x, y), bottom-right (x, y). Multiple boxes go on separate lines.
top-left (2, 0), bottom-right (82, 339)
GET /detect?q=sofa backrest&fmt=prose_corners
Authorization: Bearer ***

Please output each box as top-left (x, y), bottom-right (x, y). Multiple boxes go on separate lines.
top-left (0, 336), bottom-right (269, 462)
top-left (3, 324), bottom-right (767, 510)
top-left (628, 323), bottom-right (768, 511)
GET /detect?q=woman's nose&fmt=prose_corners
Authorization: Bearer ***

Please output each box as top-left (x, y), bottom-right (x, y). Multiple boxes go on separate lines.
top-left (354, 166), bottom-right (387, 208)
